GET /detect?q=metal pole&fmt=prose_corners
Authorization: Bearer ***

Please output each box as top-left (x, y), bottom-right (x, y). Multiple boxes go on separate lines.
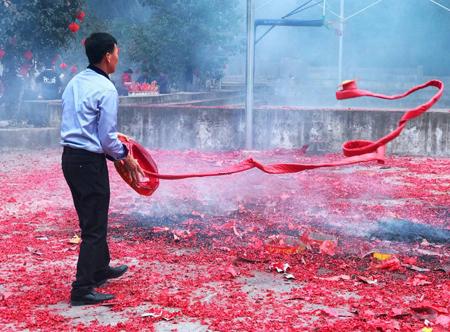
top-left (245, 0), bottom-right (255, 150)
top-left (338, 0), bottom-right (344, 84)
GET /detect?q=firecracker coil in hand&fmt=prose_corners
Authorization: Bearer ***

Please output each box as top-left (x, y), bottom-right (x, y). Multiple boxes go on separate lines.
top-left (115, 134), bottom-right (159, 196)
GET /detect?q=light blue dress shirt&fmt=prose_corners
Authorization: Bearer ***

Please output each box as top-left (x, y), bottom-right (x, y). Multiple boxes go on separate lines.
top-left (60, 67), bottom-right (127, 160)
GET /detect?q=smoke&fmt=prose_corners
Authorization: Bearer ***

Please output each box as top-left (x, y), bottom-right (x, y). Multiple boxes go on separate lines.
top-left (1, 1), bottom-right (448, 246)
top-left (227, 0), bottom-right (450, 108)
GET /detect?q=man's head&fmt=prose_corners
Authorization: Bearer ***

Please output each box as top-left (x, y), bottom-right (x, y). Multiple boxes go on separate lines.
top-left (44, 61), bottom-right (55, 71)
top-left (85, 33), bottom-right (119, 74)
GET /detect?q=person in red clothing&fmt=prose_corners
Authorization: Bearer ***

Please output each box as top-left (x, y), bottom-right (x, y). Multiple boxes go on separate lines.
top-left (119, 68), bottom-right (133, 95)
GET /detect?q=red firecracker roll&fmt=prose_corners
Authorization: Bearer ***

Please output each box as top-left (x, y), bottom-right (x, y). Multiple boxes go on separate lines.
top-left (115, 135), bottom-right (159, 196)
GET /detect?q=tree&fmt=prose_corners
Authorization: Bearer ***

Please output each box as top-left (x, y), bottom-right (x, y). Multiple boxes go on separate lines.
top-left (0, 0), bottom-right (84, 118)
top-left (127, 0), bottom-right (244, 89)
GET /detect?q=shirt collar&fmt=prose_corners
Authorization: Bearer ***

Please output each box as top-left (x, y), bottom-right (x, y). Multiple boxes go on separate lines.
top-left (87, 64), bottom-right (110, 81)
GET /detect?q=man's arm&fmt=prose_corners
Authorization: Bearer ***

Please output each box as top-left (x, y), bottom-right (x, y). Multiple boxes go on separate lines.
top-left (98, 89), bottom-right (127, 160)
top-left (98, 89), bottom-right (144, 184)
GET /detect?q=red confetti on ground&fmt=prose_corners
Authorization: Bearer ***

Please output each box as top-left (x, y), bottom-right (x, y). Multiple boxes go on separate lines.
top-left (0, 149), bottom-right (448, 331)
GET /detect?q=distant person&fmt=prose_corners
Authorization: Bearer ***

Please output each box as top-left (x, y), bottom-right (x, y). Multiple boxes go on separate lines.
top-left (184, 65), bottom-right (193, 91)
top-left (119, 68), bottom-right (133, 95)
top-left (36, 63), bottom-right (62, 99)
top-left (137, 70), bottom-right (151, 83)
top-left (158, 72), bottom-right (169, 94)
top-left (60, 32), bottom-right (143, 306)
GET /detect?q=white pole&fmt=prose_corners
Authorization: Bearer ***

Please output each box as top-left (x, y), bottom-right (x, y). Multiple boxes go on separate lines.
top-left (338, 0), bottom-right (345, 84)
top-left (245, 0), bottom-right (255, 150)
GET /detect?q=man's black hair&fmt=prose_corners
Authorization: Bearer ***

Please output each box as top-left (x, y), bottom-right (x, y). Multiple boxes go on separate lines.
top-left (84, 32), bottom-right (117, 65)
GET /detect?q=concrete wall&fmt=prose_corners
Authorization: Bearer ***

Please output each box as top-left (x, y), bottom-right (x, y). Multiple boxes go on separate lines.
top-left (119, 106), bottom-right (245, 151)
top-left (2, 101), bottom-right (449, 157)
top-left (253, 108), bottom-right (449, 156)
top-left (119, 105), bottom-right (449, 156)
top-left (0, 127), bottom-right (59, 149)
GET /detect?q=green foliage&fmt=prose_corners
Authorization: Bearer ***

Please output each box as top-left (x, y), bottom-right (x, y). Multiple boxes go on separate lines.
top-left (0, 0), bottom-right (244, 91)
top-left (127, 0), bottom-right (245, 86)
top-left (0, 0), bottom-right (85, 119)
top-left (0, 0), bottom-right (84, 65)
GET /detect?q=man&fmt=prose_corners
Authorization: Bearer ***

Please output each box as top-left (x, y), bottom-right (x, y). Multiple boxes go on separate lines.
top-left (61, 32), bottom-right (143, 306)
top-left (36, 63), bottom-right (62, 99)
top-left (137, 69), bottom-right (151, 84)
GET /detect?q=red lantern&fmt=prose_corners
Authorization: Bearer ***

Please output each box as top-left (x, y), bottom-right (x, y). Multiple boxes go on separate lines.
top-left (23, 50), bottom-right (33, 61)
top-left (0, 49), bottom-right (5, 59)
top-left (76, 11), bottom-right (85, 22)
top-left (70, 65), bottom-right (78, 74)
top-left (59, 62), bottom-right (68, 70)
top-left (69, 22), bottom-right (80, 33)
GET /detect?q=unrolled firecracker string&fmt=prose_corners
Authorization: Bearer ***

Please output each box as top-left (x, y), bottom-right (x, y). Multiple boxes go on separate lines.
top-left (115, 80), bottom-right (443, 196)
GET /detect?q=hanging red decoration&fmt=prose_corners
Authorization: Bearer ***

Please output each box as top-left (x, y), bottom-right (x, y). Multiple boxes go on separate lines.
top-left (0, 49), bottom-right (5, 59)
top-left (59, 63), bottom-right (68, 70)
top-left (70, 65), bottom-right (78, 74)
top-left (68, 22), bottom-right (80, 33)
top-left (76, 11), bottom-right (85, 22)
top-left (23, 50), bottom-right (33, 61)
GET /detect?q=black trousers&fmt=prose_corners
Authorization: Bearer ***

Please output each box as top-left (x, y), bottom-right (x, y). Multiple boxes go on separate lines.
top-left (62, 147), bottom-right (111, 296)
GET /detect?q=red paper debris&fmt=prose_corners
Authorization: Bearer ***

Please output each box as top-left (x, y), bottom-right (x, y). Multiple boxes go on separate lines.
top-left (408, 275), bottom-right (432, 286)
top-left (319, 240), bottom-right (337, 256)
top-left (226, 265), bottom-right (239, 278)
top-left (357, 275), bottom-right (378, 284)
top-left (372, 256), bottom-right (401, 271)
top-left (0, 149), bottom-right (448, 331)
top-left (436, 315), bottom-right (450, 328)
top-left (270, 262), bottom-right (290, 273)
top-left (152, 226), bottom-right (170, 233)
top-left (411, 304), bottom-right (448, 321)
top-left (317, 274), bottom-right (350, 282)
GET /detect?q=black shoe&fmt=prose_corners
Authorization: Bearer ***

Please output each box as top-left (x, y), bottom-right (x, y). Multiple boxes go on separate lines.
top-left (70, 291), bottom-right (115, 306)
top-left (95, 264), bottom-right (128, 287)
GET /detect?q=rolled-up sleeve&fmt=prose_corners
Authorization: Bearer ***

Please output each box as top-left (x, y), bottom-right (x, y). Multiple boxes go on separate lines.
top-left (98, 89), bottom-right (127, 160)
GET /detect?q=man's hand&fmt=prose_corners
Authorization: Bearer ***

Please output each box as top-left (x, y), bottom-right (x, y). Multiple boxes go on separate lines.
top-left (117, 133), bottom-right (130, 142)
top-left (115, 154), bottom-right (145, 185)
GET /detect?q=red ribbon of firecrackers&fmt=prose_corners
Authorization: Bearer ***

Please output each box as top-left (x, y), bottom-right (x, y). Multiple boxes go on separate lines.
top-left (115, 80), bottom-right (444, 196)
